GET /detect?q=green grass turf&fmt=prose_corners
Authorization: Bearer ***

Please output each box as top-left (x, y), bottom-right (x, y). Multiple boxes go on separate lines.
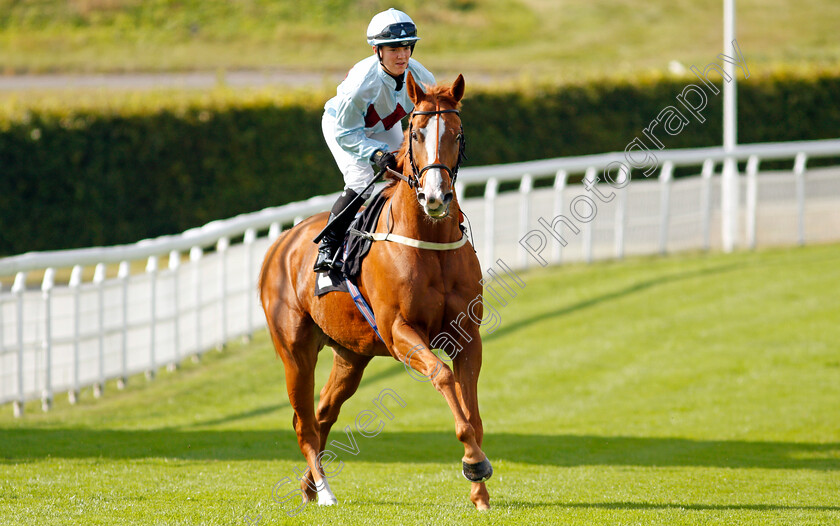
top-left (1, 244), bottom-right (839, 525)
top-left (0, 0), bottom-right (839, 82)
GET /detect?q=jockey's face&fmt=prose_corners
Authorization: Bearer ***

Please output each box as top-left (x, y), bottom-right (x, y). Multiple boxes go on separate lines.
top-left (376, 45), bottom-right (411, 76)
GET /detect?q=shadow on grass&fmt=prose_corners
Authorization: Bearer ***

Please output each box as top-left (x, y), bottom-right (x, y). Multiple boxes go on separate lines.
top-left (185, 361), bottom-right (406, 428)
top-left (498, 501), bottom-right (840, 512)
top-left (484, 261), bottom-right (743, 342)
top-left (1, 428), bottom-right (836, 471)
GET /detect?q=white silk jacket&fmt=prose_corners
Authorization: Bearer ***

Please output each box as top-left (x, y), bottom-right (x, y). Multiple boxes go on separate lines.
top-left (324, 54), bottom-right (436, 162)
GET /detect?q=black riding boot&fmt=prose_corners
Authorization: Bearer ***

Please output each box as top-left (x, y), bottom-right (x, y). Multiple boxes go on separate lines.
top-left (313, 188), bottom-right (363, 272)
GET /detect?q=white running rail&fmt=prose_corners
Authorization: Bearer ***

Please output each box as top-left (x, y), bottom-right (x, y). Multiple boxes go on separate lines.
top-left (2, 138), bottom-right (840, 416)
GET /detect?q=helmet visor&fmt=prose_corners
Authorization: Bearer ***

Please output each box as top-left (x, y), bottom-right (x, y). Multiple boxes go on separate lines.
top-left (371, 22), bottom-right (417, 41)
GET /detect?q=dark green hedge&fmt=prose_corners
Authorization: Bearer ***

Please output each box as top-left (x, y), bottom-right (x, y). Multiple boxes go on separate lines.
top-left (2, 72), bottom-right (839, 255)
top-left (1, 102), bottom-right (329, 254)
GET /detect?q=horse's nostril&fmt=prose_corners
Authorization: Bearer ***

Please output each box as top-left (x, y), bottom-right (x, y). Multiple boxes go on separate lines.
top-left (417, 192), bottom-right (426, 202)
top-left (443, 192), bottom-right (453, 205)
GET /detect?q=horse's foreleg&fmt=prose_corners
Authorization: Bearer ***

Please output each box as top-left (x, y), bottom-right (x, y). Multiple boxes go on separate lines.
top-left (391, 324), bottom-right (488, 467)
top-left (317, 347), bottom-right (373, 447)
top-left (453, 338), bottom-right (491, 510)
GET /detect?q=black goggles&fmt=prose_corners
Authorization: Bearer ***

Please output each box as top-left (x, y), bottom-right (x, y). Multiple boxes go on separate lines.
top-left (372, 22), bottom-right (417, 41)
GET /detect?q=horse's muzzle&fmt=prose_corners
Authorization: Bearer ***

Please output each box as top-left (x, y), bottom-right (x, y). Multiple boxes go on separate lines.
top-left (419, 191), bottom-right (453, 219)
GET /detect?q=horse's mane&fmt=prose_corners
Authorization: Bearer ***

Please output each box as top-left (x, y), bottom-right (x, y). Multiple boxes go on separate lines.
top-left (381, 83), bottom-right (462, 198)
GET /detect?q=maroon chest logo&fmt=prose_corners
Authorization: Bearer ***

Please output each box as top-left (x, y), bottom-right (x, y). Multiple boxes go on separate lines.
top-left (364, 103), bottom-right (408, 130)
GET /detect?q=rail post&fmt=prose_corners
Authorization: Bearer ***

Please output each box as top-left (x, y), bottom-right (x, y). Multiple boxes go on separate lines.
top-left (41, 268), bottom-right (55, 412)
top-left (744, 156), bottom-right (760, 249)
top-left (169, 250), bottom-right (181, 371)
top-left (12, 272), bottom-right (26, 417)
top-left (93, 263), bottom-right (106, 398)
top-left (117, 261), bottom-right (129, 389)
top-left (794, 153), bottom-right (808, 245)
top-left (659, 162), bottom-right (674, 255)
top-left (146, 256), bottom-right (158, 380)
top-left (519, 174), bottom-right (533, 268)
top-left (68, 265), bottom-right (82, 404)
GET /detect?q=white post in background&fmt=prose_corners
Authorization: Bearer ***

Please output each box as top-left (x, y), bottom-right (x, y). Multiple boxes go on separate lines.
top-left (794, 153), bottom-right (808, 245)
top-left (701, 159), bottom-right (715, 251)
top-left (552, 170), bottom-right (567, 264)
top-left (217, 237), bottom-right (230, 350)
top-left (518, 174), bottom-right (533, 268)
top-left (168, 250), bottom-right (181, 371)
top-left (12, 272), bottom-right (26, 417)
top-left (190, 247), bottom-right (203, 362)
top-left (41, 268), bottom-right (55, 412)
top-left (721, 0), bottom-right (739, 252)
top-left (484, 178), bottom-right (498, 268)
top-left (582, 167), bottom-right (596, 263)
top-left (744, 156), bottom-right (760, 249)
top-left (146, 256), bottom-right (158, 379)
top-left (721, 160), bottom-right (740, 252)
top-left (93, 263), bottom-right (106, 398)
top-left (659, 162), bottom-right (674, 255)
top-left (68, 265), bottom-right (83, 404)
top-left (243, 229), bottom-right (257, 342)
top-left (614, 166), bottom-right (630, 260)
top-left (117, 261), bottom-right (130, 389)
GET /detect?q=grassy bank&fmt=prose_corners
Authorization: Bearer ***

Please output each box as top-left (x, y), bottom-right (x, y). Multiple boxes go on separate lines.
top-left (2, 244), bottom-right (839, 524)
top-left (0, 0), bottom-right (838, 82)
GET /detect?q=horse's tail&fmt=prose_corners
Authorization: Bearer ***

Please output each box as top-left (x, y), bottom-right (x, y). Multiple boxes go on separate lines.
top-left (257, 229), bottom-right (291, 308)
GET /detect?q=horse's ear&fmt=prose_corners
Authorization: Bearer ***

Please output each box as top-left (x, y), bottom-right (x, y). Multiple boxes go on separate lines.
top-left (450, 74), bottom-right (465, 103)
top-left (406, 72), bottom-right (425, 105)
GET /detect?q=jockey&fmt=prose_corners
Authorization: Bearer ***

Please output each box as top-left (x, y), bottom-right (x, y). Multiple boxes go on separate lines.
top-left (315, 8), bottom-right (436, 272)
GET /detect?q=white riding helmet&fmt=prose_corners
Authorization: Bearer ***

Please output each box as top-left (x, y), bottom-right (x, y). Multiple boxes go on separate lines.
top-left (366, 8), bottom-right (420, 47)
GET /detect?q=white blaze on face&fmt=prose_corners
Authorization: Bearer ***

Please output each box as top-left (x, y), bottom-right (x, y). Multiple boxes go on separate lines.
top-left (419, 115), bottom-right (447, 209)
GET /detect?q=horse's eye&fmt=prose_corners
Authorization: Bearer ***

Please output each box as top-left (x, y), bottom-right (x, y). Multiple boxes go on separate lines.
top-left (411, 131), bottom-right (418, 141)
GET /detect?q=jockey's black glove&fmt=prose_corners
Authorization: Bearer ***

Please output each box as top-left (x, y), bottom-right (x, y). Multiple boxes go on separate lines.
top-left (371, 150), bottom-right (398, 173)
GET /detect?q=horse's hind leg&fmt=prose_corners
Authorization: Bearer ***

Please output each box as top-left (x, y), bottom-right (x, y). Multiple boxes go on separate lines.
top-left (300, 346), bottom-right (372, 493)
top-left (266, 310), bottom-right (337, 506)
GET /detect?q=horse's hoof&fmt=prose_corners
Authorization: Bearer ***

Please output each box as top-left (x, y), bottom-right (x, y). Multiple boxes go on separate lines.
top-left (462, 459), bottom-right (493, 482)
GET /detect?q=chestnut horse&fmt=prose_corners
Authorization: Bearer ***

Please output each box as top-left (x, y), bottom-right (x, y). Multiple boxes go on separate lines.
top-left (258, 73), bottom-right (491, 510)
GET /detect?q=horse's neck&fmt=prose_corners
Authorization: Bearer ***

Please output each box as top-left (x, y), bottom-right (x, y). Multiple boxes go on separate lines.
top-left (388, 181), bottom-right (462, 243)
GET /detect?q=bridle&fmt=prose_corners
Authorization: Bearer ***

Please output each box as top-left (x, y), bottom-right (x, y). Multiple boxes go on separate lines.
top-left (400, 106), bottom-right (467, 191)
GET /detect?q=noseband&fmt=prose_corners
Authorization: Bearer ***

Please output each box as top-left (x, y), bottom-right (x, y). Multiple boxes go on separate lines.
top-left (403, 107), bottom-right (467, 190)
